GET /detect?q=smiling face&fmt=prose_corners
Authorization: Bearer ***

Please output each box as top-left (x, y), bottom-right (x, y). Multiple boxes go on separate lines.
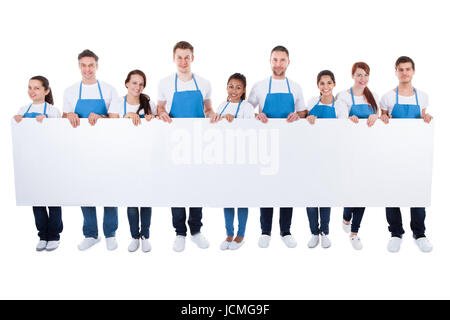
top-left (270, 51), bottom-right (290, 78)
top-left (317, 75), bottom-right (335, 97)
top-left (126, 74), bottom-right (145, 98)
top-left (227, 79), bottom-right (245, 103)
top-left (174, 48), bottom-right (193, 74)
top-left (79, 56), bottom-right (98, 82)
top-left (395, 62), bottom-right (415, 84)
top-left (352, 68), bottom-right (369, 88)
top-left (28, 79), bottom-right (49, 103)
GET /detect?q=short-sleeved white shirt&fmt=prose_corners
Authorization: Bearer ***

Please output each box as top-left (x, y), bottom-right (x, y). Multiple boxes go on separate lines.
top-left (380, 89), bottom-right (428, 116)
top-left (17, 103), bottom-right (61, 118)
top-left (248, 77), bottom-right (306, 113)
top-left (157, 73), bottom-right (211, 114)
top-left (216, 100), bottom-right (255, 119)
top-left (108, 96), bottom-right (157, 117)
top-left (63, 80), bottom-right (118, 113)
top-left (336, 90), bottom-right (380, 113)
top-left (306, 96), bottom-right (349, 119)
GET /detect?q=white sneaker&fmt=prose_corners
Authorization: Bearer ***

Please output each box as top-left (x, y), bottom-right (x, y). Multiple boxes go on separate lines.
top-left (46, 241), bottom-right (60, 251)
top-left (141, 238), bottom-right (152, 253)
top-left (321, 234), bottom-right (331, 249)
top-left (281, 234), bottom-right (297, 248)
top-left (258, 235), bottom-right (271, 248)
top-left (78, 237), bottom-right (101, 251)
top-left (173, 235), bottom-right (186, 252)
top-left (128, 238), bottom-right (140, 252)
top-left (36, 240), bottom-right (47, 252)
top-left (350, 235), bottom-right (362, 250)
top-left (307, 235), bottom-right (320, 248)
top-left (106, 237), bottom-right (118, 251)
top-left (191, 233), bottom-right (210, 249)
top-left (342, 220), bottom-right (351, 233)
top-left (229, 240), bottom-right (245, 250)
top-left (220, 240), bottom-right (231, 250)
top-left (415, 237), bottom-right (433, 253)
top-left (387, 237), bottom-right (402, 253)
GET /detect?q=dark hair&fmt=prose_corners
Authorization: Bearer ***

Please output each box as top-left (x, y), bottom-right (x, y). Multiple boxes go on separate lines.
top-left (351, 62), bottom-right (378, 113)
top-left (125, 70), bottom-right (151, 115)
top-left (78, 49), bottom-right (99, 62)
top-left (173, 41), bottom-right (194, 55)
top-left (30, 75), bottom-right (53, 105)
top-left (227, 73), bottom-right (247, 100)
top-left (271, 45), bottom-right (289, 58)
top-left (395, 56), bottom-right (415, 70)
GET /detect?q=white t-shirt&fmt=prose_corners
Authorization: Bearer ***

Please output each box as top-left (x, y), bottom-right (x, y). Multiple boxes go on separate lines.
top-left (380, 89), bottom-right (428, 116)
top-left (306, 96), bottom-right (348, 119)
top-left (248, 77), bottom-right (306, 113)
top-left (336, 90), bottom-right (380, 114)
top-left (157, 73), bottom-right (211, 114)
top-left (216, 100), bottom-right (255, 119)
top-left (17, 103), bottom-right (61, 118)
top-left (63, 80), bottom-right (118, 113)
top-left (108, 96), bottom-right (157, 117)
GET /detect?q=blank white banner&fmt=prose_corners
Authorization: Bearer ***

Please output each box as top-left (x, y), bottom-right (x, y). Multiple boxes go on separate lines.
top-left (11, 118), bottom-right (433, 207)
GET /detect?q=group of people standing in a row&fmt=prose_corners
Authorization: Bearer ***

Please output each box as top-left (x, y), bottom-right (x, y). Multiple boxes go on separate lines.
top-left (14, 41), bottom-right (433, 254)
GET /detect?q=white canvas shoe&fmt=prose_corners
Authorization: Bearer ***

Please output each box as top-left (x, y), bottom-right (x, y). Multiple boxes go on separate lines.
top-left (128, 239), bottom-right (140, 252)
top-left (350, 235), bottom-right (362, 250)
top-left (229, 240), bottom-right (245, 250)
top-left (342, 221), bottom-right (351, 233)
top-left (106, 237), bottom-right (118, 251)
top-left (307, 235), bottom-right (320, 248)
top-left (387, 237), bottom-right (402, 253)
top-left (281, 235), bottom-right (297, 248)
top-left (36, 240), bottom-right (47, 252)
top-left (191, 233), bottom-right (210, 249)
top-left (415, 237), bottom-right (433, 253)
top-left (220, 240), bottom-right (231, 250)
top-left (258, 235), bottom-right (271, 248)
top-left (45, 241), bottom-right (60, 251)
top-left (141, 238), bottom-right (152, 253)
top-left (173, 235), bottom-right (186, 252)
top-left (320, 234), bottom-right (331, 249)
top-left (78, 237), bottom-right (101, 251)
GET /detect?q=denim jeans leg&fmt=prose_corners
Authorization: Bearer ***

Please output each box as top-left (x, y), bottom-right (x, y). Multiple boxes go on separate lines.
top-left (103, 207), bottom-right (118, 238)
top-left (140, 207), bottom-right (152, 239)
top-left (236, 208), bottom-right (248, 237)
top-left (224, 208), bottom-right (235, 237)
top-left (260, 208), bottom-right (273, 235)
top-left (127, 207), bottom-right (140, 239)
top-left (351, 207), bottom-right (365, 233)
top-left (386, 207), bottom-right (404, 238)
top-left (306, 207), bottom-right (320, 235)
top-left (47, 206), bottom-right (63, 241)
top-left (319, 207), bottom-right (331, 235)
top-left (81, 206), bottom-right (98, 238)
top-left (279, 207), bottom-right (293, 235)
top-left (411, 207), bottom-right (426, 238)
top-left (188, 207), bottom-right (203, 235)
top-left (343, 207), bottom-right (353, 222)
top-left (33, 206), bottom-right (49, 241)
top-left (172, 207), bottom-right (187, 236)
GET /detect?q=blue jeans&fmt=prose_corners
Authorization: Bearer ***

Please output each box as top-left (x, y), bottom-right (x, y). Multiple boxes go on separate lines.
top-left (171, 207), bottom-right (202, 236)
top-left (260, 207), bottom-right (293, 236)
top-left (127, 207), bottom-right (152, 239)
top-left (81, 206), bottom-right (118, 238)
top-left (33, 206), bottom-right (63, 241)
top-left (386, 207), bottom-right (426, 238)
top-left (306, 207), bottom-right (330, 235)
top-left (343, 207), bottom-right (365, 233)
top-left (224, 208), bottom-right (248, 237)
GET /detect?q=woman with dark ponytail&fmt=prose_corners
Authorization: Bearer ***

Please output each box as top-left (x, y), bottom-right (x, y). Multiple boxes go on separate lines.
top-left (13, 76), bottom-right (63, 251)
top-left (336, 62), bottom-right (380, 250)
top-left (108, 70), bottom-right (155, 252)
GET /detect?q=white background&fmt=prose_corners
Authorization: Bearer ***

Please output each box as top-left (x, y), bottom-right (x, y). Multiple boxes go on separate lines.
top-left (0, 0), bottom-right (449, 300)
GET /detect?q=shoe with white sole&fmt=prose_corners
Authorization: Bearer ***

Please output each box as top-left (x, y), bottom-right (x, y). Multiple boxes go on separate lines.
top-left (128, 238), bottom-right (140, 252)
top-left (415, 237), bottom-right (433, 253)
top-left (387, 237), bottom-right (402, 253)
top-left (258, 235), bottom-right (271, 248)
top-left (106, 237), bottom-right (118, 251)
top-left (173, 235), bottom-right (186, 252)
top-left (46, 241), bottom-right (60, 251)
top-left (229, 240), bottom-right (245, 250)
top-left (191, 233), bottom-right (209, 249)
top-left (78, 237), bottom-right (101, 251)
top-left (350, 235), bottom-right (362, 250)
top-left (36, 240), bottom-right (47, 252)
top-left (281, 235), bottom-right (297, 248)
top-left (220, 240), bottom-right (231, 250)
top-left (307, 235), bottom-right (320, 248)
top-left (342, 220), bottom-right (351, 233)
top-left (141, 238), bottom-right (152, 252)
top-left (321, 234), bottom-right (331, 249)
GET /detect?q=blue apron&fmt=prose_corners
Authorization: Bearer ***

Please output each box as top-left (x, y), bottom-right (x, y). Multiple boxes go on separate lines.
top-left (309, 96), bottom-right (336, 118)
top-left (23, 102), bottom-right (48, 118)
top-left (74, 80), bottom-right (108, 118)
top-left (123, 95), bottom-right (145, 118)
top-left (349, 88), bottom-right (375, 118)
top-left (219, 100), bottom-right (242, 118)
top-left (262, 77), bottom-right (295, 118)
top-left (169, 74), bottom-right (205, 118)
top-left (391, 87), bottom-right (421, 119)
